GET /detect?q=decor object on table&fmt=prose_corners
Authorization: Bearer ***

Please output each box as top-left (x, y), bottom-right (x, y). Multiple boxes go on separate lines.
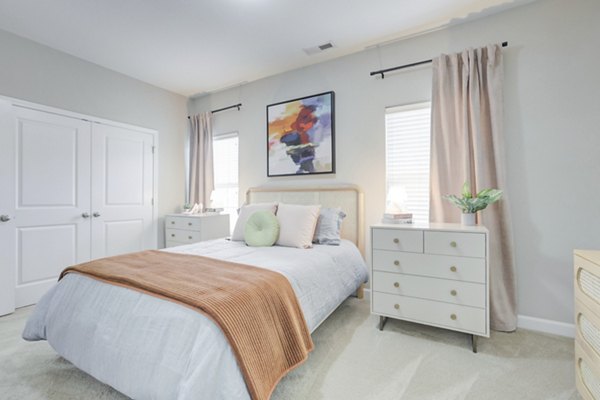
top-left (383, 185), bottom-right (412, 224)
top-left (443, 182), bottom-right (502, 226)
top-left (267, 91), bottom-right (335, 177)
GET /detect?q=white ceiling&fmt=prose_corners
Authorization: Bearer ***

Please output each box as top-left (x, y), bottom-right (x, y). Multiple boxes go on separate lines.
top-left (0, 0), bottom-right (528, 96)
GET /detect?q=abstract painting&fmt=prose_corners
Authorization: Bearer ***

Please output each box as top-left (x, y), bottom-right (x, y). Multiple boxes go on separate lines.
top-left (267, 91), bottom-right (335, 177)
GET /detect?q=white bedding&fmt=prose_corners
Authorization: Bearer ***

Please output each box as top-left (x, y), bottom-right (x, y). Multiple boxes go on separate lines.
top-left (23, 239), bottom-right (368, 400)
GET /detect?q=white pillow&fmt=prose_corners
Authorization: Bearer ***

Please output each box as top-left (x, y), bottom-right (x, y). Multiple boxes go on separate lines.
top-left (231, 202), bottom-right (278, 241)
top-left (276, 203), bottom-right (321, 249)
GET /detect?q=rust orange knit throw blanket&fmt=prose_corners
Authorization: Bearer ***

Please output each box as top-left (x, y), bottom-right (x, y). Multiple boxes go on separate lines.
top-left (59, 250), bottom-right (314, 400)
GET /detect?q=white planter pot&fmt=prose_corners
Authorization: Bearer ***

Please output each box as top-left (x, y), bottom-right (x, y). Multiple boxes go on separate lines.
top-left (461, 212), bottom-right (476, 226)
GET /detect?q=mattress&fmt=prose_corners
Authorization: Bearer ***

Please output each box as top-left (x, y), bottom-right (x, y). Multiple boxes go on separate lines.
top-left (23, 239), bottom-right (368, 400)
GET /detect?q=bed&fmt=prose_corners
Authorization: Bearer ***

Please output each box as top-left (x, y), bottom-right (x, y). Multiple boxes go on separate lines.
top-left (23, 186), bottom-right (368, 400)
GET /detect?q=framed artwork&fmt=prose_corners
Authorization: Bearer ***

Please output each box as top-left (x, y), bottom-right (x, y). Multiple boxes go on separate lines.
top-left (267, 91), bottom-right (335, 177)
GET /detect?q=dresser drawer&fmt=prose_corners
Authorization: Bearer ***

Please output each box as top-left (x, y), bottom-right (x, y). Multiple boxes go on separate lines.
top-left (576, 342), bottom-right (600, 400)
top-left (165, 216), bottom-right (203, 231)
top-left (424, 231), bottom-right (486, 258)
top-left (576, 255), bottom-right (600, 308)
top-left (372, 250), bottom-right (486, 283)
top-left (373, 271), bottom-right (485, 308)
top-left (373, 292), bottom-right (486, 335)
top-left (165, 228), bottom-right (201, 243)
top-left (372, 228), bottom-right (423, 253)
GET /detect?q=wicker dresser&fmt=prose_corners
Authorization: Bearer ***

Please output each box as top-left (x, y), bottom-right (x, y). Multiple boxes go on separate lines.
top-left (575, 250), bottom-right (600, 399)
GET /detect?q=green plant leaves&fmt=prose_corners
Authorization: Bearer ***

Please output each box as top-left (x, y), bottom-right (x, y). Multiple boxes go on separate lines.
top-left (443, 182), bottom-right (503, 213)
top-left (462, 182), bottom-right (472, 199)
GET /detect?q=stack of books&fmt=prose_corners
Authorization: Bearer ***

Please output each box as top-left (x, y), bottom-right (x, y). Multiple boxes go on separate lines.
top-left (382, 212), bottom-right (413, 224)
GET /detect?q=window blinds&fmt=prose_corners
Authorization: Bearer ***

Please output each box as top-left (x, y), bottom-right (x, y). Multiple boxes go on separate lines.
top-left (385, 103), bottom-right (431, 225)
top-left (212, 133), bottom-right (239, 225)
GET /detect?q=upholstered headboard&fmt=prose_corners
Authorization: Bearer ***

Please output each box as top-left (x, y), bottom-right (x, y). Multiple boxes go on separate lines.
top-left (246, 185), bottom-right (364, 255)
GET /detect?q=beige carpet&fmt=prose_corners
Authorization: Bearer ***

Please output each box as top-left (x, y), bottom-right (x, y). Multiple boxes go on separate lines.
top-left (0, 298), bottom-right (578, 400)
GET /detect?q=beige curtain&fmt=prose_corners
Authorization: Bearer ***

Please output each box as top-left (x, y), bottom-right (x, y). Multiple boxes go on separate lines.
top-left (188, 112), bottom-right (214, 207)
top-left (429, 44), bottom-right (517, 332)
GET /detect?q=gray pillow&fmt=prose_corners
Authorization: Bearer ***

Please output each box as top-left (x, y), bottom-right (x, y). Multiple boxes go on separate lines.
top-left (313, 207), bottom-right (346, 245)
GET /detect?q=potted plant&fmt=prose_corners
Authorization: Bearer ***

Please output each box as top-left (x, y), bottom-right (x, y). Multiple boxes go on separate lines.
top-left (443, 182), bottom-right (503, 226)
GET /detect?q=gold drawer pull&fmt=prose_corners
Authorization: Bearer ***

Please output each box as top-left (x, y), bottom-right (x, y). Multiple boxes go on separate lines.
top-left (450, 314), bottom-right (457, 320)
top-left (171, 221), bottom-right (175, 224)
top-left (394, 304), bottom-right (400, 310)
top-left (171, 234), bottom-right (175, 237)
top-left (393, 282), bottom-right (400, 288)
top-left (450, 290), bottom-right (457, 296)
top-left (393, 238), bottom-right (400, 244)
top-left (450, 266), bottom-right (457, 272)
top-left (394, 260), bottom-right (400, 266)
top-left (188, 236), bottom-right (193, 240)
top-left (450, 241), bottom-right (457, 248)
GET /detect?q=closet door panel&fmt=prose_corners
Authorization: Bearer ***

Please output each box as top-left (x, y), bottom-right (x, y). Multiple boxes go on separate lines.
top-left (0, 100), bottom-right (16, 315)
top-left (91, 123), bottom-right (154, 259)
top-left (0, 106), bottom-right (92, 310)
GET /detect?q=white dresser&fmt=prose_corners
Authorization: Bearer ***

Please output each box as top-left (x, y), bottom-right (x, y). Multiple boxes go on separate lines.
top-left (371, 223), bottom-right (489, 352)
top-left (574, 250), bottom-right (600, 400)
top-left (165, 214), bottom-right (230, 248)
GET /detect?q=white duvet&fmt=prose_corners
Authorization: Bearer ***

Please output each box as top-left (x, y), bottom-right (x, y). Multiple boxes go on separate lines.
top-left (23, 239), bottom-right (368, 400)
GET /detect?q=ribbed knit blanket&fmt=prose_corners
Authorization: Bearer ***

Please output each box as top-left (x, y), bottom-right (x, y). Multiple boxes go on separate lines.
top-left (59, 250), bottom-right (314, 400)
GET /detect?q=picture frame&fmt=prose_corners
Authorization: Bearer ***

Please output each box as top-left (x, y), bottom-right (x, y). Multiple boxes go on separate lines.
top-left (266, 91), bottom-right (335, 177)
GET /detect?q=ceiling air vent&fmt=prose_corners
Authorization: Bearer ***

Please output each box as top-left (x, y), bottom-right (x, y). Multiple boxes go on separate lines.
top-left (303, 41), bottom-right (335, 56)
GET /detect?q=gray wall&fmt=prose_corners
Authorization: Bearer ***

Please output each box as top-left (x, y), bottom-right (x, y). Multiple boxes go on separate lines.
top-left (189, 0), bottom-right (600, 325)
top-left (0, 29), bottom-right (188, 247)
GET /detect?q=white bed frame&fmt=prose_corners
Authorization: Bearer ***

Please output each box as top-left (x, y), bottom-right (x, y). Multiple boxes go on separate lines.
top-left (246, 185), bottom-right (365, 302)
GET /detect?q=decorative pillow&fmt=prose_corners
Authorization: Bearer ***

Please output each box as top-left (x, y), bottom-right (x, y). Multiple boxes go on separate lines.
top-left (231, 202), bottom-right (278, 241)
top-left (276, 203), bottom-right (321, 249)
top-left (244, 211), bottom-right (279, 247)
top-left (313, 207), bottom-right (346, 245)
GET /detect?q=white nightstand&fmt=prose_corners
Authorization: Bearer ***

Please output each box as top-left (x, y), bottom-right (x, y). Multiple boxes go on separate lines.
top-left (165, 213), bottom-right (230, 248)
top-left (371, 223), bottom-right (489, 352)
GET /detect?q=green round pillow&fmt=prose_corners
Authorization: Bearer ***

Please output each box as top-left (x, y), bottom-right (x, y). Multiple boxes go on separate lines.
top-left (244, 210), bottom-right (280, 247)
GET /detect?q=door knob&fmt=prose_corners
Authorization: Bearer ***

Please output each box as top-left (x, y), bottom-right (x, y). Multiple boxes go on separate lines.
top-left (82, 213), bottom-right (90, 218)
top-left (93, 212), bottom-right (101, 218)
top-left (0, 215), bottom-right (11, 222)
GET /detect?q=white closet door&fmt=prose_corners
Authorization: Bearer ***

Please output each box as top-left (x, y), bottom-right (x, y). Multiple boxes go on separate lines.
top-left (0, 105), bottom-right (92, 312)
top-left (91, 123), bottom-right (155, 259)
top-left (0, 100), bottom-right (16, 315)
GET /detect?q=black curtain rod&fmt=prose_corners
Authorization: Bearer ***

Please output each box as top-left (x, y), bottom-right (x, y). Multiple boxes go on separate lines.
top-left (187, 103), bottom-right (242, 119)
top-left (370, 41), bottom-right (508, 79)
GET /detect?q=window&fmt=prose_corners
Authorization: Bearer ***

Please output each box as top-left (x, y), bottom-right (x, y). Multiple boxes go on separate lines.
top-left (212, 133), bottom-right (239, 231)
top-left (385, 103), bottom-right (431, 225)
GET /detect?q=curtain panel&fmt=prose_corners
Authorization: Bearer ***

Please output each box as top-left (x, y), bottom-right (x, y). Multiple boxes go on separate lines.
top-left (429, 44), bottom-right (517, 331)
top-left (188, 112), bottom-right (214, 208)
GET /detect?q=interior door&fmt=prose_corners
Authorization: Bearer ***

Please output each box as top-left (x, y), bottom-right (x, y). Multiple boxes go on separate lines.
top-left (0, 105), bottom-right (92, 312)
top-left (0, 100), bottom-right (16, 315)
top-left (90, 123), bottom-right (155, 259)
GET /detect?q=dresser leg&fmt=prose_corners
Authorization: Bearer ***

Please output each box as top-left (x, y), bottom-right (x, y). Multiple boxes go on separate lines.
top-left (471, 334), bottom-right (478, 353)
top-left (378, 316), bottom-right (388, 331)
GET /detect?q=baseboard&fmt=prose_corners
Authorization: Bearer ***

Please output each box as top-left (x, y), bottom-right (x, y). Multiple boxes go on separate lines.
top-left (363, 289), bottom-right (574, 338)
top-left (517, 315), bottom-right (575, 338)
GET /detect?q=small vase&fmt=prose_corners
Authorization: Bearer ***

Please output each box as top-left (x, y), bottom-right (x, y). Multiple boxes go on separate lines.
top-left (461, 212), bottom-right (476, 226)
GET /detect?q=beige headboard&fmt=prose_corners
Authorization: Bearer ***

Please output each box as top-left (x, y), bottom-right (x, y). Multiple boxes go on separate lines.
top-left (246, 185), bottom-right (364, 255)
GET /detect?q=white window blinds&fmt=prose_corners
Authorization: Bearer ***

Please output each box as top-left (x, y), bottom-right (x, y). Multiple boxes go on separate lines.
top-left (212, 133), bottom-right (239, 230)
top-left (385, 103), bottom-right (431, 225)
